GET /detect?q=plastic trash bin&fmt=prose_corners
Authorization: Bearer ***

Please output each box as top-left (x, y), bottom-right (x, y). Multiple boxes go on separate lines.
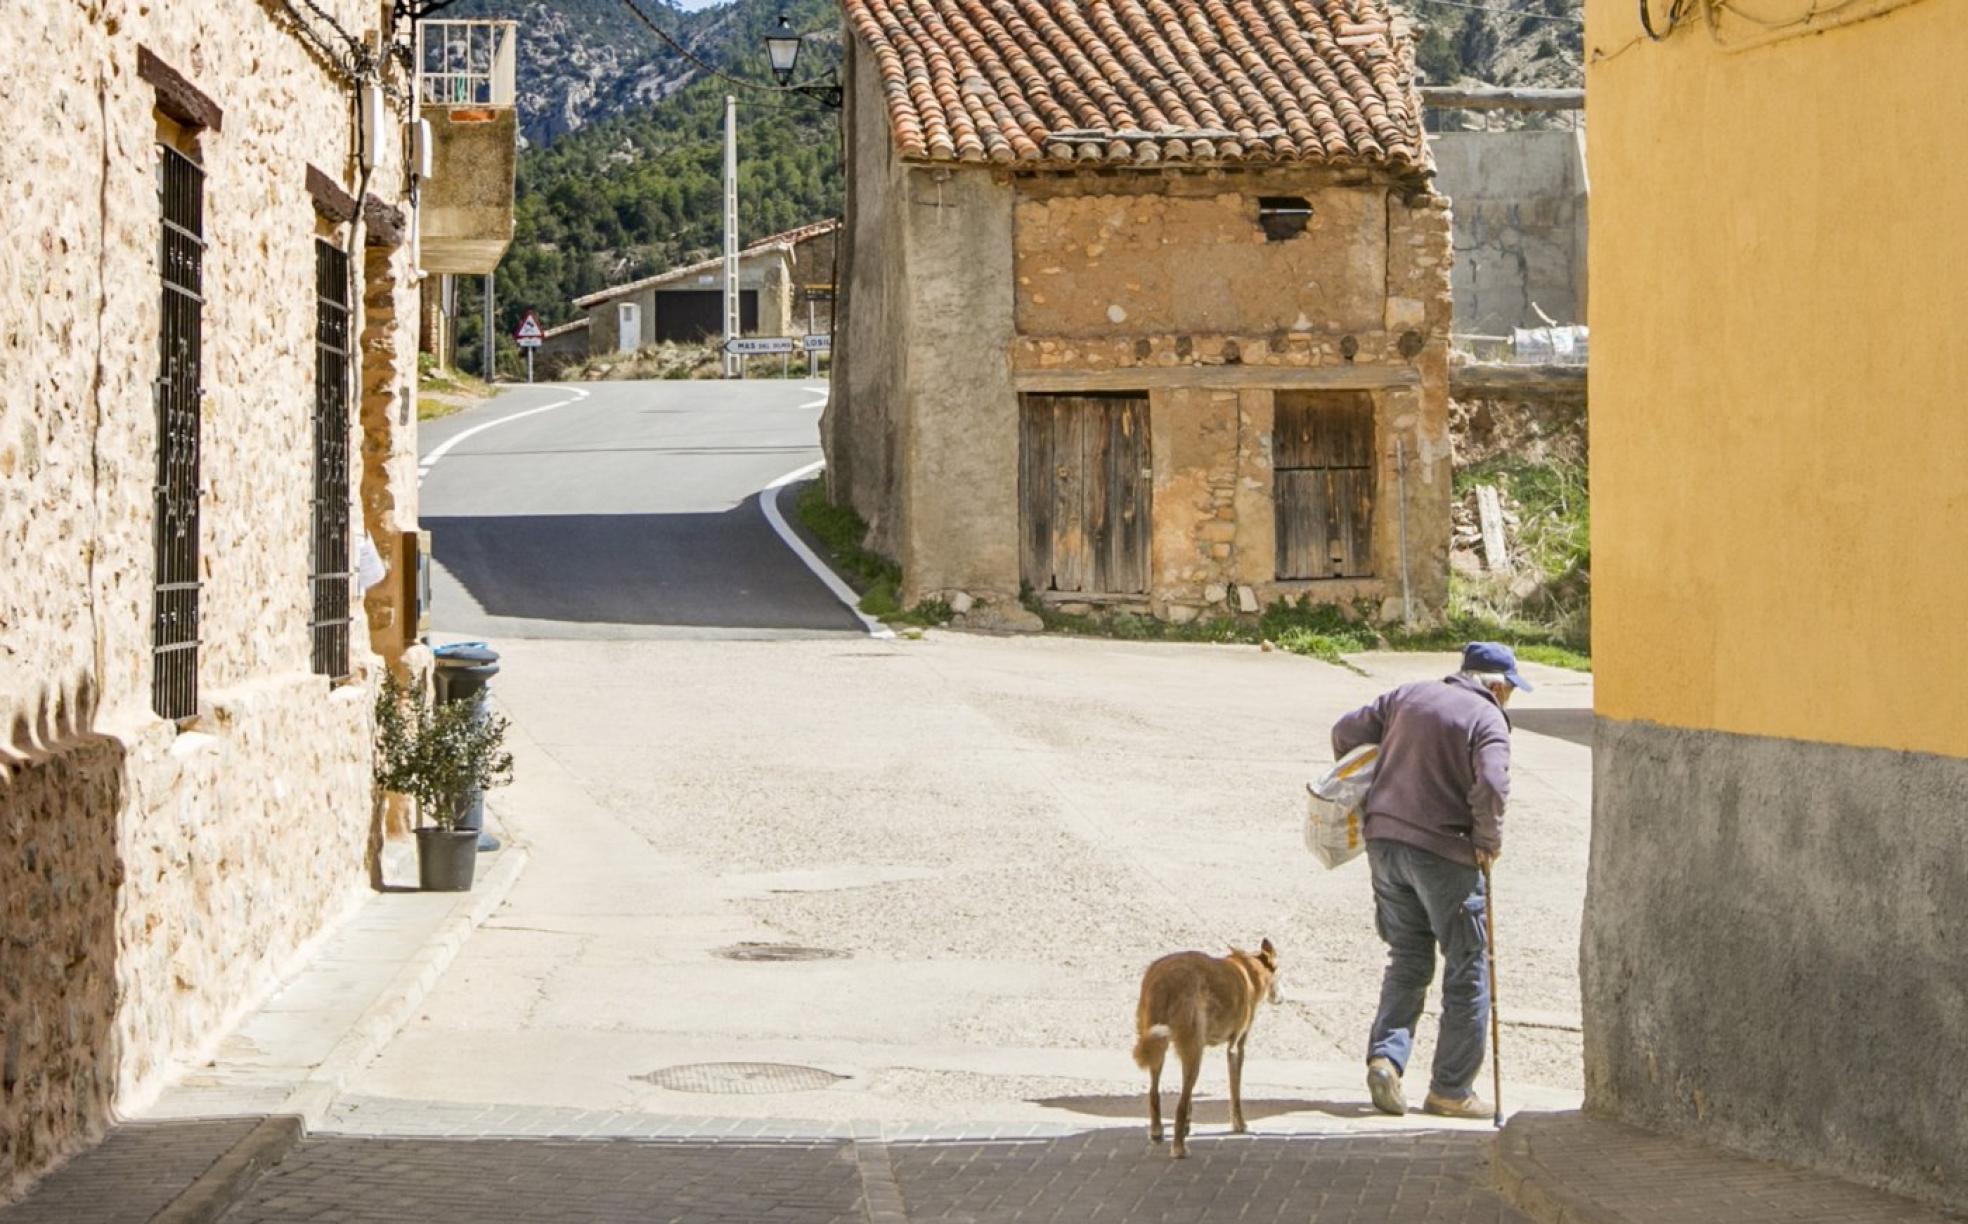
top-left (432, 641), bottom-right (502, 851)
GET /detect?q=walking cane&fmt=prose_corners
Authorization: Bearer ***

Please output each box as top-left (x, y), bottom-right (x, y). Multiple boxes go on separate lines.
top-left (1482, 861), bottom-right (1503, 1129)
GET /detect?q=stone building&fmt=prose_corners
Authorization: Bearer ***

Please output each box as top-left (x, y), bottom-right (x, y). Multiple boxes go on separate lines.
top-left (825, 0), bottom-right (1452, 624)
top-left (1, 1), bottom-right (427, 1197)
top-left (571, 219), bottom-right (840, 356)
top-left (1584, 0), bottom-right (1965, 1209)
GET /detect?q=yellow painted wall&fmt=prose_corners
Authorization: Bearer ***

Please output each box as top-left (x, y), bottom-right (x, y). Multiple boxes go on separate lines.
top-left (1586, 0), bottom-right (1968, 758)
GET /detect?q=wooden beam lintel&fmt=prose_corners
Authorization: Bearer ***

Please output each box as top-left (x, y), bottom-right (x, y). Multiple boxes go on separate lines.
top-left (1015, 364), bottom-right (1420, 394)
top-left (138, 46), bottom-right (223, 132)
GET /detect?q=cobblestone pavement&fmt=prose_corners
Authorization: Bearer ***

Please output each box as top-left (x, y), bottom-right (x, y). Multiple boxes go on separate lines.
top-left (210, 1122), bottom-right (1520, 1224)
top-left (0, 1118), bottom-right (258, 1224)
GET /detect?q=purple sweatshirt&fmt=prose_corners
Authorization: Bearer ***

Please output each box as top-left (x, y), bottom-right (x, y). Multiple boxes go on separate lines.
top-left (1330, 675), bottom-right (1511, 867)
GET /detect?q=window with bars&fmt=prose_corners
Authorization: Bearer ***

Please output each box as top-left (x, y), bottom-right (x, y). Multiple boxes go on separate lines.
top-left (311, 241), bottom-right (354, 679)
top-left (153, 145), bottom-right (205, 721)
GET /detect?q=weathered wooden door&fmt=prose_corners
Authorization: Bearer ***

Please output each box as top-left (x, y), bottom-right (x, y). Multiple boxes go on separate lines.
top-left (1274, 391), bottom-right (1376, 579)
top-left (1020, 394), bottom-right (1152, 595)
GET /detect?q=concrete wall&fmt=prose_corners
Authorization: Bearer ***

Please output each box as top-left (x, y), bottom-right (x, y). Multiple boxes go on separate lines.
top-left (1, 0), bottom-right (419, 1196)
top-left (895, 166), bottom-right (1019, 603)
top-left (823, 34), bottom-right (912, 562)
top-left (1431, 128), bottom-right (1587, 333)
top-left (1583, 0), bottom-right (1967, 1207)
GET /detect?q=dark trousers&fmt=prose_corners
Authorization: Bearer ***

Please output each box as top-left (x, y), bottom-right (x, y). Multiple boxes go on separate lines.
top-left (1366, 838), bottom-right (1490, 1098)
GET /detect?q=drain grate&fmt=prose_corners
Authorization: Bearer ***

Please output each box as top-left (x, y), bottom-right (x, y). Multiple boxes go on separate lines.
top-left (636, 1062), bottom-right (847, 1094)
top-left (716, 942), bottom-right (851, 962)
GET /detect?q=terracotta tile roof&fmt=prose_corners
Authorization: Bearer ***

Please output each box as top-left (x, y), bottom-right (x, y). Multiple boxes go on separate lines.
top-left (541, 318), bottom-right (589, 338)
top-left (843, 0), bottom-right (1425, 170)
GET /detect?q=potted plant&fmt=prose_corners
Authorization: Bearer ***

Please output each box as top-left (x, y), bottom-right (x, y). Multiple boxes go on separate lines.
top-left (374, 672), bottom-right (514, 892)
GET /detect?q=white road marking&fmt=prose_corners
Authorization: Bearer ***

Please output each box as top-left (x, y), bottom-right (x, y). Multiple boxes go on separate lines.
top-left (418, 386), bottom-right (592, 483)
top-left (798, 386), bottom-right (829, 411)
top-left (759, 461), bottom-right (895, 640)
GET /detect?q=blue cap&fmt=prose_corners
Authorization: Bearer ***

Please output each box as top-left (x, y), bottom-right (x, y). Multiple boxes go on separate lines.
top-left (1462, 642), bottom-right (1533, 693)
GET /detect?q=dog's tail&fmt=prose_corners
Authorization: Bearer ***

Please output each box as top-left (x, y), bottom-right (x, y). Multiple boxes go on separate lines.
top-left (1133, 1024), bottom-right (1172, 1069)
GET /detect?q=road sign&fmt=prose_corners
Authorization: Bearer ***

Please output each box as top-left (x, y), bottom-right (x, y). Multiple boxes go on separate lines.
top-left (724, 336), bottom-right (797, 355)
top-left (513, 311), bottom-right (544, 348)
top-left (801, 334), bottom-right (832, 352)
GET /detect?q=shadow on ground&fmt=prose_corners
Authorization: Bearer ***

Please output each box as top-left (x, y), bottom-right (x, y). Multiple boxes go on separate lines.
top-left (425, 498), bottom-right (861, 633)
top-left (1033, 1093), bottom-right (1383, 1123)
top-left (1510, 707), bottom-right (1593, 748)
top-left (0, 1116), bottom-right (1526, 1224)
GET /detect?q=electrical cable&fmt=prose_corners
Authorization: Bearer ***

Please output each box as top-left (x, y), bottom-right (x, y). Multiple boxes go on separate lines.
top-left (616, 0), bottom-right (836, 97)
top-left (1409, 0), bottom-right (1584, 23)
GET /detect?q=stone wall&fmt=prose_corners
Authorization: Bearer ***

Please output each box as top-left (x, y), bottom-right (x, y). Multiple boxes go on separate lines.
top-left (1, 0), bottom-right (420, 1197)
top-left (1007, 171), bottom-right (1454, 621)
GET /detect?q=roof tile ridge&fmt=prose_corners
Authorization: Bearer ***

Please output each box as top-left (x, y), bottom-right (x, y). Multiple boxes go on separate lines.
top-left (943, 0), bottom-right (1051, 156)
top-left (847, 0), bottom-right (931, 158)
top-left (1143, 0), bottom-right (1231, 132)
top-left (900, 0), bottom-right (989, 157)
top-left (1087, 0), bottom-right (1179, 133)
top-left (1004, 0), bottom-right (1114, 134)
top-left (1111, 0), bottom-right (1212, 133)
top-left (1045, 0), bottom-right (1147, 134)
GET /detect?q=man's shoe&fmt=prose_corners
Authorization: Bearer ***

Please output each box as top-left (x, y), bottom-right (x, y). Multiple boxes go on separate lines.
top-left (1421, 1090), bottom-right (1492, 1121)
top-left (1366, 1058), bottom-right (1407, 1116)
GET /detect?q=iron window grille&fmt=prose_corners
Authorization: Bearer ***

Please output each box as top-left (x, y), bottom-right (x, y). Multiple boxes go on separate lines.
top-left (152, 145), bottom-right (204, 721)
top-left (311, 241), bottom-right (354, 679)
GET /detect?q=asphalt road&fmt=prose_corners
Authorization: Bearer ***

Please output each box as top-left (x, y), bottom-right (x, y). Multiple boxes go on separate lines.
top-left (417, 379), bottom-right (864, 640)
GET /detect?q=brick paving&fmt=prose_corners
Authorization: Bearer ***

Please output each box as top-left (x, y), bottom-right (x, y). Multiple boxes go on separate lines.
top-left (219, 1124), bottom-right (1521, 1224)
top-left (0, 1118), bottom-right (258, 1224)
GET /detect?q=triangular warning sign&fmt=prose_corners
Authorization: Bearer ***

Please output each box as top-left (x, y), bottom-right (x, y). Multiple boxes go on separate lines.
top-left (514, 311), bottom-right (545, 342)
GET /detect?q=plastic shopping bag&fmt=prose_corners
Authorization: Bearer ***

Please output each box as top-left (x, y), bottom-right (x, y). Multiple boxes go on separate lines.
top-left (1304, 743), bottom-right (1378, 869)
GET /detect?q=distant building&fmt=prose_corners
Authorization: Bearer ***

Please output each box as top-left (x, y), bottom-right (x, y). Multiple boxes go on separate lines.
top-left (1584, 0), bottom-right (1966, 1210)
top-left (571, 220), bottom-right (840, 356)
top-left (826, 0), bottom-right (1452, 625)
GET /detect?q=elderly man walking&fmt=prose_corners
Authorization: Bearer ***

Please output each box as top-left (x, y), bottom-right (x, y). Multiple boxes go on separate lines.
top-left (1331, 642), bottom-right (1526, 1119)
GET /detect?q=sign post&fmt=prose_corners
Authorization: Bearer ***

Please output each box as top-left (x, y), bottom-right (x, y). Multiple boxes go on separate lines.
top-left (514, 310), bottom-right (544, 383)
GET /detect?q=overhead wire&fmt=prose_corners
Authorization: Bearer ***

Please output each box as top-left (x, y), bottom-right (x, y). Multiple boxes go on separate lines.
top-left (1409, 0), bottom-right (1585, 22)
top-left (616, 0), bottom-right (827, 96)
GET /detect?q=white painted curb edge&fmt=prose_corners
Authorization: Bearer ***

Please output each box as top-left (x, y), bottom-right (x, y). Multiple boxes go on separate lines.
top-left (761, 461), bottom-right (896, 641)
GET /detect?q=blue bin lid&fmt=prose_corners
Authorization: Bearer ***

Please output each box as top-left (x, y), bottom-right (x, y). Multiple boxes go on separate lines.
top-left (433, 642), bottom-right (498, 667)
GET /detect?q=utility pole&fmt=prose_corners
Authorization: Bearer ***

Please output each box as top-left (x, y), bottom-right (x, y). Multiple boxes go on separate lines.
top-left (483, 270), bottom-right (495, 380)
top-left (722, 94), bottom-right (740, 379)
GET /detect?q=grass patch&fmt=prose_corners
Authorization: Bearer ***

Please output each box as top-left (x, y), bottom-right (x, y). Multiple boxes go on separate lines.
top-left (418, 356), bottom-right (494, 420)
top-left (1023, 589), bottom-right (1590, 673)
top-left (794, 483), bottom-right (953, 627)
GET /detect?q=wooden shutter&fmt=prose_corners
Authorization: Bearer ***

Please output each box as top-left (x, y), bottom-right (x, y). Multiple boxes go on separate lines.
top-left (1020, 394), bottom-right (1151, 595)
top-left (1274, 391), bottom-right (1375, 579)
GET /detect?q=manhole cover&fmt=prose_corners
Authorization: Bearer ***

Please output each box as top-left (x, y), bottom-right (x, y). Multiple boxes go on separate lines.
top-left (635, 1062), bottom-right (847, 1094)
top-left (716, 942), bottom-right (851, 962)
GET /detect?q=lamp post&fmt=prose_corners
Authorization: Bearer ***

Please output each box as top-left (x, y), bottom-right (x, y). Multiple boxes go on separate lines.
top-left (762, 13), bottom-right (842, 108)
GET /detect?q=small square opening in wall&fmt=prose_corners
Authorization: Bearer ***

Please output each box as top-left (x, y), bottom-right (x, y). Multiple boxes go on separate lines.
top-left (1258, 196), bottom-right (1313, 241)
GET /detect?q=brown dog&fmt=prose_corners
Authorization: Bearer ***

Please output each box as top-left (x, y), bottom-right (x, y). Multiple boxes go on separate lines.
top-left (1132, 939), bottom-right (1280, 1158)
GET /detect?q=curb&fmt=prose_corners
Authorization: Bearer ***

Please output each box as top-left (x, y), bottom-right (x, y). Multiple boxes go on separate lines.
top-left (147, 1115), bottom-right (303, 1224)
top-left (280, 843), bottom-right (531, 1127)
top-left (1490, 1112), bottom-right (1626, 1224)
top-left (142, 844), bottom-right (531, 1223)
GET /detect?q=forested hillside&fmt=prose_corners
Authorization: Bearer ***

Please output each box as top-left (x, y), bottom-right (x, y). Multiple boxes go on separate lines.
top-left (445, 0), bottom-right (1578, 371)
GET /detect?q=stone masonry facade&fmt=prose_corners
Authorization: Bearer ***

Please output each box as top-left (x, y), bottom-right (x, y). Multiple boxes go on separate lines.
top-left (1, 0), bottom-right (421, 1198)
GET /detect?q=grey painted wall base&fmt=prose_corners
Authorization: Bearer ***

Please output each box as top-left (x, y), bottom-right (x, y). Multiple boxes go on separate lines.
top-left (1584, 717), bottom-right (1968, 1210)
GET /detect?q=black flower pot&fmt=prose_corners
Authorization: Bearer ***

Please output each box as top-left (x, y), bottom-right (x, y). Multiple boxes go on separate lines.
top-left (416, 826), bottom-right (479, 892)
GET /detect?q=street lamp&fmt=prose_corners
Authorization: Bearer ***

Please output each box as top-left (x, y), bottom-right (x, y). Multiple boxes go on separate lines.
top-left (762, 12), bottom-right (841, 107)
top-left (765, 14), bottom-right (802, 86)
